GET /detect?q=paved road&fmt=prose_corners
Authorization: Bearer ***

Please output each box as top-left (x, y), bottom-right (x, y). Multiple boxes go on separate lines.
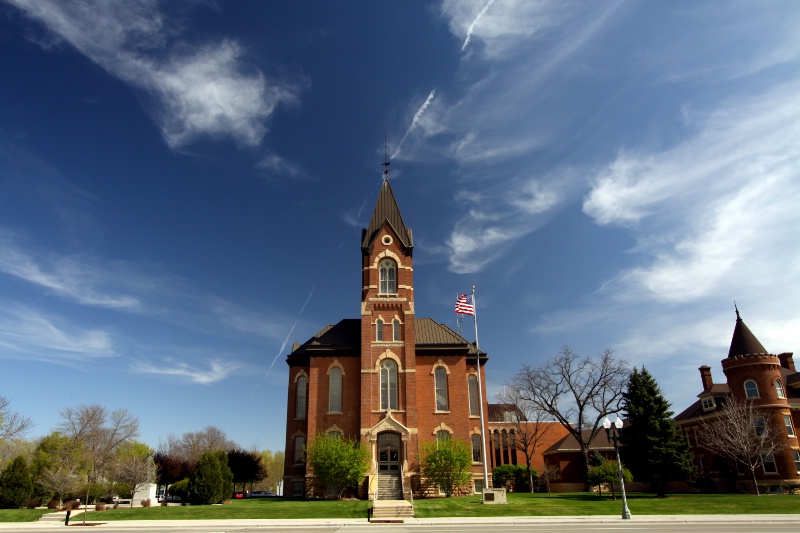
top-left (1, 515), bottom-right (799, 533)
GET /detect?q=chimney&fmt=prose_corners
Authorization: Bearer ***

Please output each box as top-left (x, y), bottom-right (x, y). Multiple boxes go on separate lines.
top-left (699, 366), bottom-right (713, 391)
top-left (778, 352), bottom-right (795, 371)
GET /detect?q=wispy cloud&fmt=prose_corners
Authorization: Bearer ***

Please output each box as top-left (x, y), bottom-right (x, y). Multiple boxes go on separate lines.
top-left (132, 357), bottom-right (240, 385)
top-left (6, 0), bottom-right (302, 148)
top-left (0, 304), bottom-right (114, 362)
top-left (257, 152), bottom-right (304, 178)
top-left (0, 229), bottom-right (141, 310)
top-left (584, 81), bottom-right (800, 304)
top-left (391, 90), bottom-right (436, 160)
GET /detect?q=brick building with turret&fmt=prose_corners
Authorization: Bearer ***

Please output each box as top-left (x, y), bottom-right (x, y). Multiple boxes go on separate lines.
top-left (282, 178), bottom-right (491, 500)
top-left (675, 310), bottom-right (800, 491)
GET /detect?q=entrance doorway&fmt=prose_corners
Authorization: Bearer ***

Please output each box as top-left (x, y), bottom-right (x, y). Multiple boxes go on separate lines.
top-left (377, 432), bottom-right (401, 472)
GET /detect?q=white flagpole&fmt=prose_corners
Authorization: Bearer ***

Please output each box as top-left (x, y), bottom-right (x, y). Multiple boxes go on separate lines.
top-left (471, 285), bottom-right (490, 490)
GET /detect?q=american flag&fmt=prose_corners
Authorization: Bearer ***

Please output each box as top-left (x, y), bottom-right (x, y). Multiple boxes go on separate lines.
top-left (455, 294), bottom-right (474, 316)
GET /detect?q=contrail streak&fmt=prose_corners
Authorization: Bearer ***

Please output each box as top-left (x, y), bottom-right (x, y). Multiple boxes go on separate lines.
top-left (390, 89), bottom-right (436, 160)
top-left (250, 284), bottom-right (316, 397)
top-left (461, 0), bottom-right (495, 51)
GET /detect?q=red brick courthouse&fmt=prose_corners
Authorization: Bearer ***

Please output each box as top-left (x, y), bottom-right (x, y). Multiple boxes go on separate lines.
top-left (283, 178), bottom-right (491, 499)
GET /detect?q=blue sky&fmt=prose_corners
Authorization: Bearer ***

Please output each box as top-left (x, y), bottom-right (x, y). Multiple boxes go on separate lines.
top-left (1, 0), bottom-right (798, 452)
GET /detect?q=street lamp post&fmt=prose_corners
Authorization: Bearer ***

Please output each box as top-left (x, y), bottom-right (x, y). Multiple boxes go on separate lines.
top-left (602, 415), bottom-right (631, 520)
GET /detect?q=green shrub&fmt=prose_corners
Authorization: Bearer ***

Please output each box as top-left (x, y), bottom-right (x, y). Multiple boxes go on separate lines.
top-left (188, 452), bottom-right (232, 505)
top-left (492, 464), bottom-right (537, 492)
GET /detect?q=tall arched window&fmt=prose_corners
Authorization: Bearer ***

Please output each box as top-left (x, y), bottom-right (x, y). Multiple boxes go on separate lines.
top-left (376, 319), bottom-right (384, 341)
top-left (434, 366), bottom-right (449, 411)
top-left (775, 379), bottom-right (786, 398)
top-left (471, 434), bottom-right (482, 463)
top-left (293, 436), bottom-right (305, 464)
top-left (468, 375), bottom-right (479, 416)
top-left (392, 319), bottom-right (400, 341)
top-left (744, 379), bottom-right (759, 399)
top-left (379, 259), bottom-right (397, 294)
top-left (329, 367), bottom-right (342, 413)
top-left (380, 359), bottom-right (398, 410)
top-left (295, 375), bottom-right (307, 419)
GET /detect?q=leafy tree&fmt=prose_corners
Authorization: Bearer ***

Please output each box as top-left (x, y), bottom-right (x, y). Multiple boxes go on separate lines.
top-left (0, 456), bottom-right (33, 508)
top-left (259, 450), bottom-right (284, 493)
top-left (697, 396), bottom-right (785, 495)
top-left (154, 450), bottom-right (192, 498)
top-left (587, 460), bottom-right (632, 500)
top-left (418, 437), bottom-right (473, 497)
top-left (621, 367), bottom-right (694, 497)
top-left (30, 432), bottom-right (85, 504)
top-left (227, 449), bottom-right (267, 493)
top-left (305, 434), bottom-right (370, 499)
top-left (188, 451), bottom-right (232, 504)
top-left (0, 396), bottom-right (33, 443)
top-left (511, 346), bottom-right (628, 478)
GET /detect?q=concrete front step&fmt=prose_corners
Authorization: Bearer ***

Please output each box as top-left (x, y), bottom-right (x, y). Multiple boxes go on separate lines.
top-left (371, 499), bottom-right (414, 520)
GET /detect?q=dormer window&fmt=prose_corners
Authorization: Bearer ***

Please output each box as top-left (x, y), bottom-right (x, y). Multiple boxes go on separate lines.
top-left (379, 259), bottom-right (397, 294)
top-left (701, 397), bottom-right (715, 411)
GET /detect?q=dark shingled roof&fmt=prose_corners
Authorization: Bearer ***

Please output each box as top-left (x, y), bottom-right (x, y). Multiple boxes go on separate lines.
top-left (361, 179), bottom-right (413, 251)
top-left (487, 403), bottom-right (526, 423)
top-left (543, 429), bottom-right (614, 455)
top-left (728, 311), bottom-right (768, 358)
top-left (287, 317), bottom-right (485, 363)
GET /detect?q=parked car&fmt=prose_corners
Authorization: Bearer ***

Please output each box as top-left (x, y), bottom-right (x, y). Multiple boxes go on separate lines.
top-left (233, 491), bottom-right (247, 499)
top-left (249, 491), bottom-right (276, 498)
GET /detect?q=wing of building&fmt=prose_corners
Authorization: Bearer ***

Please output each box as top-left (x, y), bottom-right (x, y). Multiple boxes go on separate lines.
top-left (283, 178), bottom-right (490, 500)
top-left (674, 311), bottom-right (800, 492)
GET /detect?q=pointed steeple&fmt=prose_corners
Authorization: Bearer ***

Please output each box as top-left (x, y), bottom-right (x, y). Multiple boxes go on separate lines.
top-left (727, 308), bottom-right (768, 358)
top-left (361, 179), bottom-right (413, 252)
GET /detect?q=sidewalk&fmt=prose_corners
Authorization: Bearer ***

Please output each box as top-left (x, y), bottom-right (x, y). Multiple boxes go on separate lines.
top-left (0, 513), bottom-right (799, 530)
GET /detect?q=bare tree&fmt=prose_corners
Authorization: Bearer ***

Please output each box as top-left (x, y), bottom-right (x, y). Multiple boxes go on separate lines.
top-left (697, 396), bottom-right (786, 495)
top-left (160, 426), bottom-right (237, 465)
top-left (39, 465), bottom-right (80, 506)
top-left (57, 405), bottom-right (140, 482)
top-left (496, 387), bottom-right (554, 492)
top-left (539, 462), bottom-right (561, 495)
top-left (113, 453), bottom-right (156, 506)
top-left (511, 346), bottom-right (628, 476)
top-left (0, 395), bottom-right (33, 442)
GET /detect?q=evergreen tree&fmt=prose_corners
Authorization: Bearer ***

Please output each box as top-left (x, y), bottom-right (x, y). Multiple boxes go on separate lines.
top-left (0, 456), bottom-right (34, 508)
top-left (188, 451), bottom-right (232, 504)
top-left (621, 367), bottom-right (693, 497)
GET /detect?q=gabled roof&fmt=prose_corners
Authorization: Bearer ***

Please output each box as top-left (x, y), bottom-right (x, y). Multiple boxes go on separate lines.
top-left (727, 310), bottom-right (768, 358)
top-left (361, 179), bottom-right (413, 252)
top-left (287, 317), bottom-right (486, 364)
top-left (543, 428), bottom-right (614, 455)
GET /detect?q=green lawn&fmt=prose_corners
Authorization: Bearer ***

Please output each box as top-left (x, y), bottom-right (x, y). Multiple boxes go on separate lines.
top-left (0, 509), bottom-right (50, 522)
top-left (2, 493), bottom-right (798, 523)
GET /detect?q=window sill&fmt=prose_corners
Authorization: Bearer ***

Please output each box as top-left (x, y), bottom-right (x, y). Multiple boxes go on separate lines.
top-left (434, 410), bottom-right (451, 414)
top-left (327, 411), bottom-right (342, 415)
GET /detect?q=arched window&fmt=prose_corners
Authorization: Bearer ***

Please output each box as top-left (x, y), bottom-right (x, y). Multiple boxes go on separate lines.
top-left (744, 380), bottom-right (759, 399)
top-left (295, 375), bottom-right (307, 420)
top-left (380, 359), bottom-right (398, 410)
top-left (471, 434), bottom-right (482, 463)
top-left (293, 436), bottom-right (305, 464)
top-left (436, 430), bottom-right (450, 443)
top-left (775, 380), bottom-right (786, 399)
top-left (329, 367), bottom-right (342, 413)
top-left (435, 366), bottom-right (449, 411)
top-left (392, 319), bottom-right (400, 341)
top-left (468, 375), bottom-right (479, 416)
top-left (376, 319), bottom-right (384, 341)
top-left (379, 259), bottom-right (397, 294)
